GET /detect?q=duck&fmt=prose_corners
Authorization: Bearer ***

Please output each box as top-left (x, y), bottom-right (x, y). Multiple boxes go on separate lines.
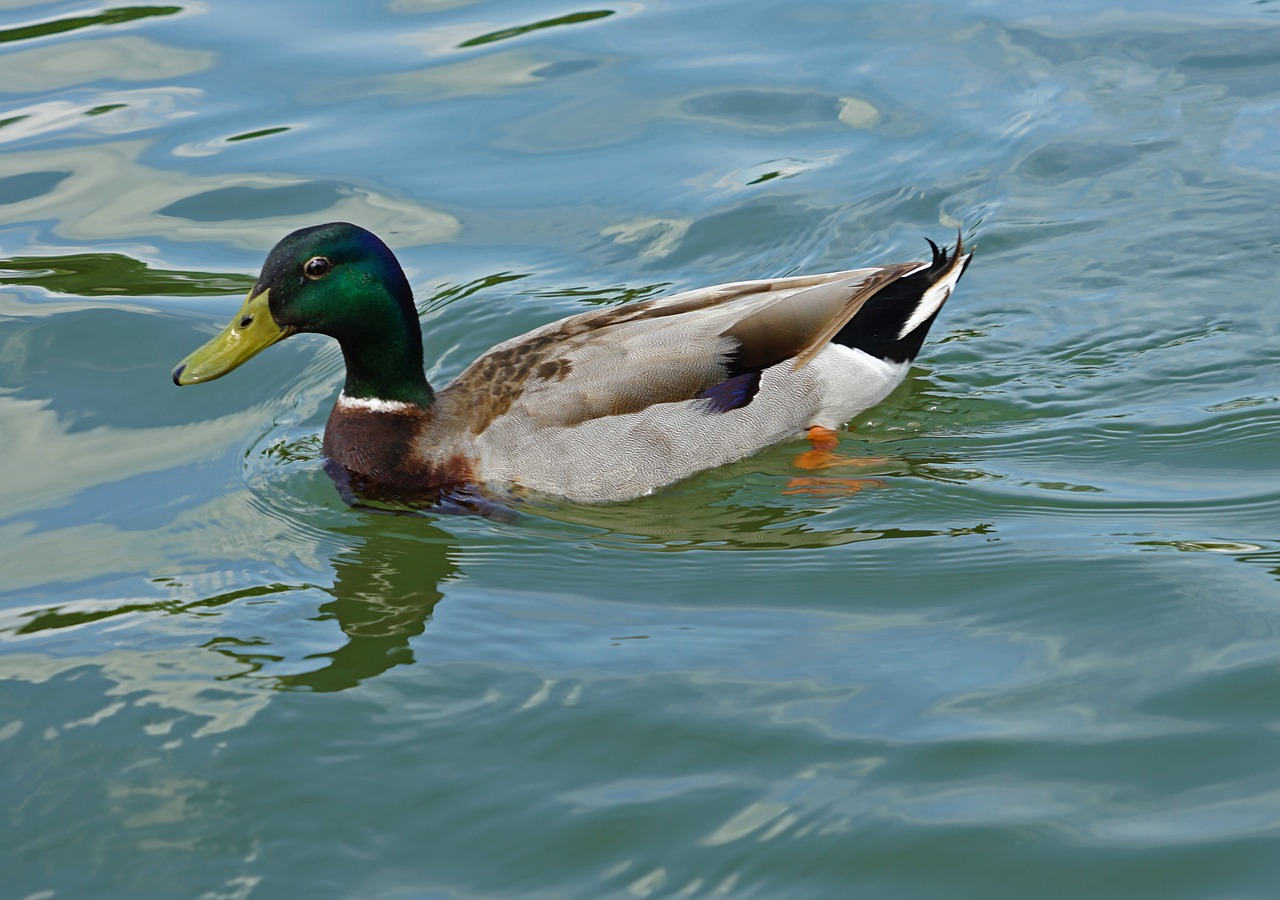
top-left (173, 222), bottom-right (971, 505)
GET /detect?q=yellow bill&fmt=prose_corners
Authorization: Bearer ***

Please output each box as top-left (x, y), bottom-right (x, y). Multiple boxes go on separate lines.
top-left (172, 289), bottom-right (292, 385)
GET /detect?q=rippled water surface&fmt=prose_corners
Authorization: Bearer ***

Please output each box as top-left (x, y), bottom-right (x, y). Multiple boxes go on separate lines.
top-left (3, 0), bottom-right (1280, 897)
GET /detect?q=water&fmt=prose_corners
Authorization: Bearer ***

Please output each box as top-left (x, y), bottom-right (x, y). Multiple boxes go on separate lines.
top-left (3, 0), bottom-right (1279, 896)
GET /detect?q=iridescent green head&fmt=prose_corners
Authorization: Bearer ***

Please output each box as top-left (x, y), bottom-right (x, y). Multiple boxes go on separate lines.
top-left (173, 222), bottom-right (431, 405)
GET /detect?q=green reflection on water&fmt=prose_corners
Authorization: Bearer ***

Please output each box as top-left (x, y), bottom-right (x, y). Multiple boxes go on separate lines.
top-left (459, 10), bottom-right (614, 48)
top-left (528, 281), bottom-right (670, 308)
top-left (280, 520), bottom-right (458, 692)
top-left (4, 513), bottom-right (459, 695)
top-left (418, 271), bottom-right (530, 316)
top-left (0, 6), bottom-right (183, 46)
top-left (0, 252), bottom-right (255, 297)
top-left (225, 126), bottom-right (291, 142)
top-left (13, 581), bottom-right (307, 637)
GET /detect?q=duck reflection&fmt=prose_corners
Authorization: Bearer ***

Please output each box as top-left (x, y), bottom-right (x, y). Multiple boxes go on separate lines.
top-left (271, 514), bottom-right (460, 692)
top-left (7, 461), bottom-right (992, 726)
top-left (3, 508), bottom-right (463, 713)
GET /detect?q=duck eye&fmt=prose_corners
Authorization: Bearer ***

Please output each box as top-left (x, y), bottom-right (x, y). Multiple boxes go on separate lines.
top-left (303, 256), bottom-right (332, 280)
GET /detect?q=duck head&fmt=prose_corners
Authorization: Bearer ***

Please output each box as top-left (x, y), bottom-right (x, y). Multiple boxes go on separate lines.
top-left (172, 222), bottom-right (431, 405)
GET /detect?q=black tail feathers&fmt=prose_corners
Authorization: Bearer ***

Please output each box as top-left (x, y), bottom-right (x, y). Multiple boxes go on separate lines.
top-left (832, 232), bottom-right (970, 363)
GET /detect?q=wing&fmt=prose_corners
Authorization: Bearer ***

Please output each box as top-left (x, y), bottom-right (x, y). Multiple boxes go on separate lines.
top-left (438, 262), bottom-right (926, 434)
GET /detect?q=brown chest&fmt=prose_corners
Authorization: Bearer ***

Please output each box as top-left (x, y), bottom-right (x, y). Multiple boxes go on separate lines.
top-left (322, 402), bottom-right (476, 499)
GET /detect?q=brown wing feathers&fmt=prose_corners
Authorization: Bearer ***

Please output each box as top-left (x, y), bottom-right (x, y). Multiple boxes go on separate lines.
top-left (720, 263), bottom-right (924, 372)
top-left (450, 258), bottom-right (930, 432)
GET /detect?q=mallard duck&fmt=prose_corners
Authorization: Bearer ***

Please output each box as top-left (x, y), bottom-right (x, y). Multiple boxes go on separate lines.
top-left (173, 222), bottom-right (970, 504)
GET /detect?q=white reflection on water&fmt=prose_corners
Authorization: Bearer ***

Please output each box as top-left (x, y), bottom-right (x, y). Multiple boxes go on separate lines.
top-left (0, 141), bottom-right (460, 249)
top-left (0, 648), bottom-right (269, 737)
top-left (0, 392), bottom-right (263, 519)
top-left (1092, 783), bottom-right (1280, 845)
top-left (0, 88), bottom-right (203, 146)
top-left (329, 48), bottom-right (578, 103)
top-left (0, 36), bottom-right (214, 95)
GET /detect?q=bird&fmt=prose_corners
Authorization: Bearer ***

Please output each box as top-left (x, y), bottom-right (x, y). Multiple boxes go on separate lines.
top-left (173, 222), bottom-right (970, 506)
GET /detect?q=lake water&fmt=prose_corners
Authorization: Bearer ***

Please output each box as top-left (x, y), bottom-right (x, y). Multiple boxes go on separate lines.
top-left (3, 0), bottom-right (1280, 897)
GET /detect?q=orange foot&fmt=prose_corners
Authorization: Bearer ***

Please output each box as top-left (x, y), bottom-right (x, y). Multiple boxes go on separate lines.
top-left (783, 476), bottom-right (888, 496)
top-left (793, 426), bottom-right (887, 471)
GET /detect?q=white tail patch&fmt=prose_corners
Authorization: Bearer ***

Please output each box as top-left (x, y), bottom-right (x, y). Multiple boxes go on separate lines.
top-left (896, 255), bottom-right (967, 340)
top-left (337, 393), bottom-right (415, 413)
